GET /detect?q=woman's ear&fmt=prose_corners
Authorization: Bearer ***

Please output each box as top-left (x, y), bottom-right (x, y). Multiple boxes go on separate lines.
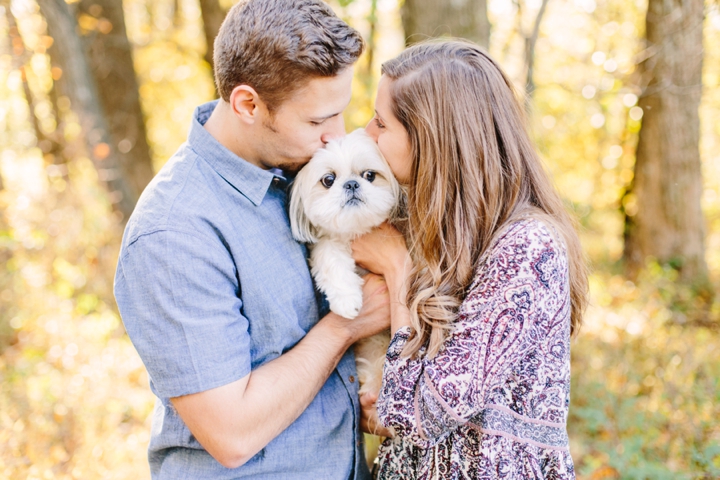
top-left (289, 179), bottom-right (319, 244)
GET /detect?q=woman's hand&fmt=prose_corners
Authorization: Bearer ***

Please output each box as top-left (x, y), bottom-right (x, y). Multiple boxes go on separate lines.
top-left (360, 392), bottom-right (394, 438)
top-left (353, 222), bottom-right (414, 334)
top-left (351, 222), bottom-right (409, 278)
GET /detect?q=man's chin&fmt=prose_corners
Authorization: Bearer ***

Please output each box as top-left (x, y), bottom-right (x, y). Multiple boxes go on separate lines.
top-left (275, 158), bottom-right (312, 175)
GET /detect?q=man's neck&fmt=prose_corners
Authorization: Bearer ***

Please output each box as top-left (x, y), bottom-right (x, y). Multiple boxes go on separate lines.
top-left (203, 101), bottom-right (264, 169)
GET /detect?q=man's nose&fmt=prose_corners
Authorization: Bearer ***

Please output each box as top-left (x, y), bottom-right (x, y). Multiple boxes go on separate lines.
top-left (321, 115), bottom-right (346, 144)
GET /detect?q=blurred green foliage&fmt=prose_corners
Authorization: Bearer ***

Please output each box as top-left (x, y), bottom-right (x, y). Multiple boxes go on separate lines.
top-left (570, 267), bottom-right (720, 478)
top-left (0, 0), bottom-right (719, 479)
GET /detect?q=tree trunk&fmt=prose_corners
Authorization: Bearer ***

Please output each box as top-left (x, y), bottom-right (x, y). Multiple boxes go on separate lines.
top-left (5, 3), bottom-right (44, 146)
top-left (36, 0), bottom-right (137, 220)
top-left (365, 0), bottom-right (378, 78)
top-left (77, 0), bottom-right (154, 198)
top-left (623, 0), bottom-right (706, 282)
top-left (172, 0), bottom-right (182, 28)
top-left (198, 0), bottom-right (226, 69)
top-left (4, 1), bottom-right (67, 161)
top-left (524, 0), bottom-right (550, 100)
top-left (401, 0), bottom-right (490, 49)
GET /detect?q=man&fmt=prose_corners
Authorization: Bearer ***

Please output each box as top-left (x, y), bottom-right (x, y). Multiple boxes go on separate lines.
top-left (114, 1), bottom-right (390, 478)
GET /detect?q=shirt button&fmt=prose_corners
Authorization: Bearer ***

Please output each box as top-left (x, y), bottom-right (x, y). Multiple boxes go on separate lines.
top-left (349, 375), bottom-right (355, 383)
top-left (272, 177), bottom-right (280, 186)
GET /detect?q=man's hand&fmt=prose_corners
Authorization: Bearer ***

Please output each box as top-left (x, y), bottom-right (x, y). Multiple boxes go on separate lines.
top-left (326, 273), bottom-right (391, 346)
top-left (353, 273), bottom-right (392, 338)
top-left (360, 392), bottom-right (394, 438)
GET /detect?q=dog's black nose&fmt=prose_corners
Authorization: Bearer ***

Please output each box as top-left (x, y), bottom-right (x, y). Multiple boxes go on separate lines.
top-left (344, 180), bottom-right (360, 191)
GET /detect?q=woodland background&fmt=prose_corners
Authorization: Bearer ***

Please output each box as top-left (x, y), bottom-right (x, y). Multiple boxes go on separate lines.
top-left (1, 0), bottom-right (719, 478)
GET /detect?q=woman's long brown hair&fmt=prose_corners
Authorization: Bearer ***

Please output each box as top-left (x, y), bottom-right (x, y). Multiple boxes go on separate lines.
top-left (382, 40), bottom-right (588, 358)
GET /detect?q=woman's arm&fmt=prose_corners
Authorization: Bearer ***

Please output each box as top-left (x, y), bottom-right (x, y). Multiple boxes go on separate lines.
top-left (375, 220), bottom-right (571, 447)
top-left (352, 222), bottom-right (413, 439)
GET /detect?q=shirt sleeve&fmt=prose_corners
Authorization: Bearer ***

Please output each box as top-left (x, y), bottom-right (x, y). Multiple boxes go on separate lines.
top-left (376, 220), bottom-right (570, 448)
top-left (114, 229), bottom-right (251, 399)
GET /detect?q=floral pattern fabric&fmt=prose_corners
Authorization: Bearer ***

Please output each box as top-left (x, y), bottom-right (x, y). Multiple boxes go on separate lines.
top-left (376, 219), bottom-right (576, 479)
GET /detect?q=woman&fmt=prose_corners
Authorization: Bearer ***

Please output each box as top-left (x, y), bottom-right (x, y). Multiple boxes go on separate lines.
top-left (353, 40), bottom-right (588, 479)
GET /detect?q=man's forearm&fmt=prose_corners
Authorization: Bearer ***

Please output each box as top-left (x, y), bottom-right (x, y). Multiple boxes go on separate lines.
top-left (172, 274), bottom-right (390, 469)
top-left (237, 313), bottom-right (353, 458)
top-left (172, 312), bottom-right (353, 469)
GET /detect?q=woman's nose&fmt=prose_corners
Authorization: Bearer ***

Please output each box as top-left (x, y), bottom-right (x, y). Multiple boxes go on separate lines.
top-left (320, 115), bottom-right (346, 144)
top-left (364, 121), bottom-right (378, 142)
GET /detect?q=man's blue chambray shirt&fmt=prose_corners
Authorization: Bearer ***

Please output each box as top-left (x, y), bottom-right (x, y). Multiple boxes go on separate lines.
top-left (114, 101), bottom-right (369, 480)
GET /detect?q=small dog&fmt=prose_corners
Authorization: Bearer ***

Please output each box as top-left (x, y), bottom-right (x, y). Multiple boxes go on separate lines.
top-left (290, 129), bottom-right (399, 398)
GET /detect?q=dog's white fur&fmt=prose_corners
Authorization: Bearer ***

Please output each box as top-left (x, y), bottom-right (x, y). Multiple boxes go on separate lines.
top-left (290, 129), bottom-right (398, 397)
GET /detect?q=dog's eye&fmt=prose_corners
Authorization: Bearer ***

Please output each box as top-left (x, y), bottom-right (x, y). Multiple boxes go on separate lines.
top-left (362, 170), bottom-right (376, 183)
top-left (320, 173), bottom-right (336, 188)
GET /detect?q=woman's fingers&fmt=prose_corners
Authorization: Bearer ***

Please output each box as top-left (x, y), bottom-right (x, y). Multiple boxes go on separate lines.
top-left (360, 392), bottom-right (378, 408)
top-left (352, 223), bottom-right (407, 275)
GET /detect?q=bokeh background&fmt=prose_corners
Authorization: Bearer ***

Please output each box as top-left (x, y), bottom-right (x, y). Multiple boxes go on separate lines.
top-left (1, 0), bottom-right (719, 478)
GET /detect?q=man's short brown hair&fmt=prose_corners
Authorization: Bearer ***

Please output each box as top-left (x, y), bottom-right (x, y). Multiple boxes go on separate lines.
top-left (213, 0), bottom-right (364, 111)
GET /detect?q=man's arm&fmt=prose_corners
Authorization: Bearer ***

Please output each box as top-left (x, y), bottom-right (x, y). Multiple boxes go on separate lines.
top-left (171, 274), bottom-right (390, 469)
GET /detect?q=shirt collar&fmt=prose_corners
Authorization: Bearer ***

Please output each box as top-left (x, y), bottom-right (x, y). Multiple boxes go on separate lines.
top-left (187, 100), bottom-right (287, 206)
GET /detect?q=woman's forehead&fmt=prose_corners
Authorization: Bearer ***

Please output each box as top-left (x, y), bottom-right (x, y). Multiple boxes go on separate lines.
top-left (374, 77), bottom-right (397, 122)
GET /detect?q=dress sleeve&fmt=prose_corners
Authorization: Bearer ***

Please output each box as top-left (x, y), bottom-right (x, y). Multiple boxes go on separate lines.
top-left (114, 229), bottom-right (252, 399)
top-left (376, 220), bottom-right (569, 448)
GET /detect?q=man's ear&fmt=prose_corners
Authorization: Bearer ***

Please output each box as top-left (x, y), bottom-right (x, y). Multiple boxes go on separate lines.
top-left (229, 85), bottom-right (263, 124)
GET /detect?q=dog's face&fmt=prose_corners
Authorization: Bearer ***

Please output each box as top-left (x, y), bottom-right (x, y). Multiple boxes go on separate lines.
top-left (290, 129), bottom-right (400, 242)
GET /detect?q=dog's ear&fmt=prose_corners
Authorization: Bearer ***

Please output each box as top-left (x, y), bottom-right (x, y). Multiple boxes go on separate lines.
top-left (289, 181), bottom-right (319, 244)
top-left (389, 185), bottom-right (409, 236)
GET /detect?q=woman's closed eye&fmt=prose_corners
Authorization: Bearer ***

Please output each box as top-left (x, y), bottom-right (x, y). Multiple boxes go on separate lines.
top-left (374, 117), bottom-right (385, 129)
